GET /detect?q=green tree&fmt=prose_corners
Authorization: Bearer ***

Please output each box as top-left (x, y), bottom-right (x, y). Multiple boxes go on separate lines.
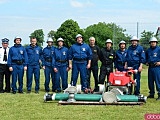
top-left (48, 30), bottom-right (56, 41)
top-left (54, 19), bottom-right (84, 47)
top-left (140, 30), bottom-right (154, 50)
top-left (84, 22), bottom-right (112, 48)
top-left (48, 30), bottom-right (56, 46)
top-left (23, 44), bottom-right (29, 47)
top-left (30, 29), bottom-right (44, 47)
top-left (106, 23), bottom-right (130, 50)
top-left (84, 22), bottom-right (130, 49)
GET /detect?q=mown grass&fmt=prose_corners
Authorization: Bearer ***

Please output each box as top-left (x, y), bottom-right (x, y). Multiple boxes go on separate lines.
top-left (0, 68), bottom-right (160, 120)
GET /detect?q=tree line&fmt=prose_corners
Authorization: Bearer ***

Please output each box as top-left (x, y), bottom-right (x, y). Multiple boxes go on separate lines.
top-left (29, 19), bottom-right (158, 50)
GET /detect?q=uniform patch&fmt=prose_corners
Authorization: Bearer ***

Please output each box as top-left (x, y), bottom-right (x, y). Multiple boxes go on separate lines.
top-left (51, 51), bottom-right (54, 54)
top-left (36, 50), bottom-right (39, 54)
top-left (82, 48), bottom-right (86, 51)
top-left (63, 51), bottom-right (66, 55)
top-left (109, 56), bottom-right (113, 59)
top-left (20, 50), bottom-right (23, 54)
top-left (133, 50), bottom-right (138, 55)
top-left (109, 54), bottom-right (114, 59)
top-left (94, 50), bottom-right (97, 53)
top-left (153, 52), bottom-right (157, 57)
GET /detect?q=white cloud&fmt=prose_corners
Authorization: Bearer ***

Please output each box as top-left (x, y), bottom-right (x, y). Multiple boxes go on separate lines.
top-left (0, 0), bottom-right (8, 4)
top-left (70, 0), bottom-right (94, 8)
top-left (70, 0), bottom-right (83, 7)
top-left (152, 0), bottom-right (160, 4)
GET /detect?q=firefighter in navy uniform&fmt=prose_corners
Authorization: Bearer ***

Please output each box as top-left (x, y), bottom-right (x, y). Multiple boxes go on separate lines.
top-left (87, 37), bottom-right (100, 92)
top-left (146, 37), bottom-right (160, 100)
top-left (114, 40), bottom-right (127, 72)
top-left (25, 37), bottom-right (43, 94)
top-left (99, 39), bottom-right (115, 85)
top-left (68, 34), bottom-right (92, 93)
top-left (54, 38), bottom-right (69, 92)
top-left (0, 38), bottom-right (11, 93)
top-left (7, 36), bottom-right (28, 94)
top-left (42, 38), bottom-right (55, 92)
top-left (125, 36), bottom-right (145, 95)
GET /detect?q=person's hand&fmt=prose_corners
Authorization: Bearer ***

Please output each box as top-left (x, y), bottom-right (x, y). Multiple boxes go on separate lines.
top-left (9, 67), bottom-right (13, 71)
top-left (24, 66), bottom-right (27, 71)
top-left (124, 64), bottom-right (127, 69)
top-left (138, 66), bottom-right (143, 72)
top-left (86, 64), bottom-right (91, 69)
top-left (42, 66), bottom-right (45, 70)
top-left (155, 62), bottom-right (160, 66)
top-left (69, 64), bottom-right (72, 70)
top-left (115, 68), bottom-right (118, 72)
top-left (54, 68), bottom-right (58, 72)
top-left (67, 67), bottom-right (70, 71)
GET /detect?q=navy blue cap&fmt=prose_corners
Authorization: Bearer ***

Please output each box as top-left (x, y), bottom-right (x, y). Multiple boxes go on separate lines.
top-left (2, 38), bottom-right (9, 43)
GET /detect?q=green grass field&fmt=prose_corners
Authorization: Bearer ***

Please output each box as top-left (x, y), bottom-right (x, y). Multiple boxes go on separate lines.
top-left (0, 68), bottom-right (159, 120)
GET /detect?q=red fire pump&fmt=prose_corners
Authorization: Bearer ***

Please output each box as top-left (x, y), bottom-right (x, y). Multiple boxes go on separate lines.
top-left (106, 68), bottom-right (138, 94)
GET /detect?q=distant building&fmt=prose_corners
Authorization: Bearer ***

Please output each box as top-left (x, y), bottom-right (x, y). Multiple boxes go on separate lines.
top-left (156, 27), bottom-right (160, 38)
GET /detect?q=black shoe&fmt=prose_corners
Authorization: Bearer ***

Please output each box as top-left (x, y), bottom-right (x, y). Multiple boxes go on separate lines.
top-left (147, 95), bottom-right (154, 98)
top-left (0, 90), bottom-right (4, 93)
top-left (27, 90), bottom-right (31, 94)
top-left (35, 91), bottom-right (39, 94)
top-left (12, 91), bottom-right (16, 94)
top-left (52, 90), bottom-right (56, 92)
top-left (18, 91), bottom-right (23, 94)
top-left (156, 96), bottom-right (160, 101)
top-left (45, 90), bottom-right (49, 92)
top-left (94, 88), bottom-right (99, 92)
top-left (5, 90), bottom-right (10, 93)
top-left (6, 91), bottom-right (10, 93)
top-left (134, 92), bottom-right (140, 96)
top-left (56, 90), bottom-right (61, 93)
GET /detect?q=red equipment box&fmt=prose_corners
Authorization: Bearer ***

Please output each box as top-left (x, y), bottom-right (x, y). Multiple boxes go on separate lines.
top-left (109, 71), bottom-right (133, 86)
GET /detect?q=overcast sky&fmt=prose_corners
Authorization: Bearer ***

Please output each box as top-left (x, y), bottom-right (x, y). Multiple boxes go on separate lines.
top-left (0, 0), bottom-right (160, 46)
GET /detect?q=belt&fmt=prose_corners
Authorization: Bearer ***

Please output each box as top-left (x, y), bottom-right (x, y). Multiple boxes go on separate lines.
top-left (12, 60), bottom-right (24, 65)
top-left (105, 60), bottom-right (113, 65)
top-left (149, 63), bottom-right (156, 67)
top-left (73, 58), bottom-right (87, 61)
top-left (45, 58), bottom-right (52, 62)
top-left (56, 60), bottom-right (67, 63)
top-left (130, 61), bottom-right (140, 64)
top-left (117, 61), bottom-right (125, 66)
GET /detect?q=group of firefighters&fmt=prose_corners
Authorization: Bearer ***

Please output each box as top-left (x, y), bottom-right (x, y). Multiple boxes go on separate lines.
top-left (0, 34), bottom-right (160, 101)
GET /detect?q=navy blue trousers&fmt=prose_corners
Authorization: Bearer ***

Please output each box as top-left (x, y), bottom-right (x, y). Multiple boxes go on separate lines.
top-left (55, 65), bottom-right (68, 91)
top-left (71, 62), bottom-right (87, 91)
top-left (27, 65), bottom-right (40, 91)
top-left (44, 66), bottom-right (55, 92)
top-left (148, 67), bottom-right (160, 96)
top-left (11, 65), bottom-right (24, 92)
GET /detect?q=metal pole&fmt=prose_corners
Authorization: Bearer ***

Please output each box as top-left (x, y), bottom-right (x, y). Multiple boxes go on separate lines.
top-left (137, 22), bottom-right (139, 38)
top-left (113, 24), bottom-right (115, 49)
